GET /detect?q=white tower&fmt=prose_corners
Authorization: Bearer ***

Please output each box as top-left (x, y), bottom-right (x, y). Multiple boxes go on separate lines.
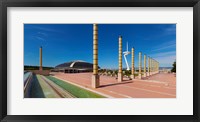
top-left (123, 42), bottom-right (130, 70)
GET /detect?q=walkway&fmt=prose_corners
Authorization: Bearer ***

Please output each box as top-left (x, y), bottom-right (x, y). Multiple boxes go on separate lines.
top-left (51, 72), bottom-right (176, 98)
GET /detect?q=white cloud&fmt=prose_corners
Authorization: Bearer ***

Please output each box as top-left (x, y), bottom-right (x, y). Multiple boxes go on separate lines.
top-left (152, 43), bottom-right (176, 52)
top-left (150, 51), bottom-right (176, 58)
top-left (156, 55), bottom-right (176, 64)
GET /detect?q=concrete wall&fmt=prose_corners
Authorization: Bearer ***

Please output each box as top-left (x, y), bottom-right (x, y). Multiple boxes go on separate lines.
top-left (26, 70), bottom-right (50, 76)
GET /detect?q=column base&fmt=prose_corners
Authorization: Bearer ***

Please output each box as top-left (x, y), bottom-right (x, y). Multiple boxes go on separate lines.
top-left (138, 74), bottom-right (142, 79)
top-left (39, 67), bottom-right (43, 71)
top-left (118, 73), bottom-right (123, 82)
top-left (130, 74), bottom-right (135, 79)
top-left (92, 74), bottom-right (100, 88)
top-left (143, 73), bottom-right (147, 77)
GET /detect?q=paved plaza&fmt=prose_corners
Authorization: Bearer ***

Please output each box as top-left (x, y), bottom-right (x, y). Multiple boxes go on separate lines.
top-left (51, 72), bottom-right (176, 98)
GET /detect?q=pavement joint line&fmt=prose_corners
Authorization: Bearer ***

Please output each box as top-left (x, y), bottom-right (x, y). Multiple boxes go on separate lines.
top-left (148, 84), bottom-right (175, 89)
top-left (163, 87), bottom-right (176, 90)
top-left (99, 88), bottom-right (132, 98)
top-left (53, 73), bottom-right (176, 98)
top-left (169, 84), bottom-right (176, 87)
top-left (132, 79), bottom-right (172, 86)
top-left (149, 84), bottom-right (161, 88)
top-left (122, 85), bottom-right (176, 97)
top-left (53, 76), bottom-right (114, 98)
top-left (133, 83), bottom-right (175, 90)
top-left (100, 78), bottom-right (175, 91)
top-left (55, 76), bottom-right (130, 98)
top-left (99, 80), bottom-right (175, 97)
top-left (55, 76), bottom-right (114, 98)
top-left (65, 77), bottom-right (174, 98)
top-left (99, 76), bottom-right (175, 89)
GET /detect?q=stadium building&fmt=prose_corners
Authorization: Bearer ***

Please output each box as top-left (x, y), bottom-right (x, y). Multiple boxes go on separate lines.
top-left (53, 60), bottom-right (100, 73)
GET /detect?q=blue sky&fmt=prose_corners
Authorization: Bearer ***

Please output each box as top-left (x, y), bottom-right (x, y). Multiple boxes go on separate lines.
top-left (24, 24), bottom-right (176, 68)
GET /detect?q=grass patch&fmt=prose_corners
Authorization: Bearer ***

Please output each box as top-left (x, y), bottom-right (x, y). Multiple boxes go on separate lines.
top-left (45, 76), bottom-right (106, 98)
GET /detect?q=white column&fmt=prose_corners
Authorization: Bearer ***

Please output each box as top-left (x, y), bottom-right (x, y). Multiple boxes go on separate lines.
top-left (118, 35), bottom-right (123, 82)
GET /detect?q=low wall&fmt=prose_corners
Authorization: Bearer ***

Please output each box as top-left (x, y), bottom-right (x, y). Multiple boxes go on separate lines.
top-left (26, 70), bottom-right (50, 76)
top-left (24, 72), bottom-right (33, 98)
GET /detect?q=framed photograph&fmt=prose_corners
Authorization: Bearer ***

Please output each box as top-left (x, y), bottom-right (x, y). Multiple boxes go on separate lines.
top-left (0, 0), bottom-right (199, 122)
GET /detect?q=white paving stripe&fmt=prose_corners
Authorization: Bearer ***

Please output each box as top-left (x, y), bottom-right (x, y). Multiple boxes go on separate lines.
top-left (99, 88), bottom-right (132, 98)
top-left (100, 78), bottom-right (175, 90)
top-left (53, 76), bottom-right (113, 98)
top-left (54, 74), bottom-right (176, 98)
top-left (122, 85), bottom-right (175, 97)
top-left (99, 80), bottom-right (175, 97)
top-left (54, 75), bottom-right (129, 98)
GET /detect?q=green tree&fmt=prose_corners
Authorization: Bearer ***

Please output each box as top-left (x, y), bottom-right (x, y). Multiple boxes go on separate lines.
top-left (171, 61), bottom-right (176, 73)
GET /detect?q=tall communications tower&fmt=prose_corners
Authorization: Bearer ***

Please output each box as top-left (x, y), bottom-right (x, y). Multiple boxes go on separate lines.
top-left (123, 42), bottom-right (130, 70)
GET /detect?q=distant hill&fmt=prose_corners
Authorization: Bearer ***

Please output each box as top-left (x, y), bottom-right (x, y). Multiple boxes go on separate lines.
top-left (24, 65), bottom-right (54, 70)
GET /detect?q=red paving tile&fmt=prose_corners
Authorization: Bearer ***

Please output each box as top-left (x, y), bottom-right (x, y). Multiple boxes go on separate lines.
top-left (51, 72), bottom-right (176, 98)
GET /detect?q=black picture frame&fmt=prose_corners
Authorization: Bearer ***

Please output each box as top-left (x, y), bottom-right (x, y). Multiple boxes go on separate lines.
top-left (0, 0), bottom-right (199, 122)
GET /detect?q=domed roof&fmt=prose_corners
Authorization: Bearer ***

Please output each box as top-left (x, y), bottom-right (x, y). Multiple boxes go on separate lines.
top-left (55, 60), bottom-right (95, 69)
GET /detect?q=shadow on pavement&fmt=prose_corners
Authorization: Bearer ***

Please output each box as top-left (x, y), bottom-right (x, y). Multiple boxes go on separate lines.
top-left (99, 81), bottom-right (133, 88)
